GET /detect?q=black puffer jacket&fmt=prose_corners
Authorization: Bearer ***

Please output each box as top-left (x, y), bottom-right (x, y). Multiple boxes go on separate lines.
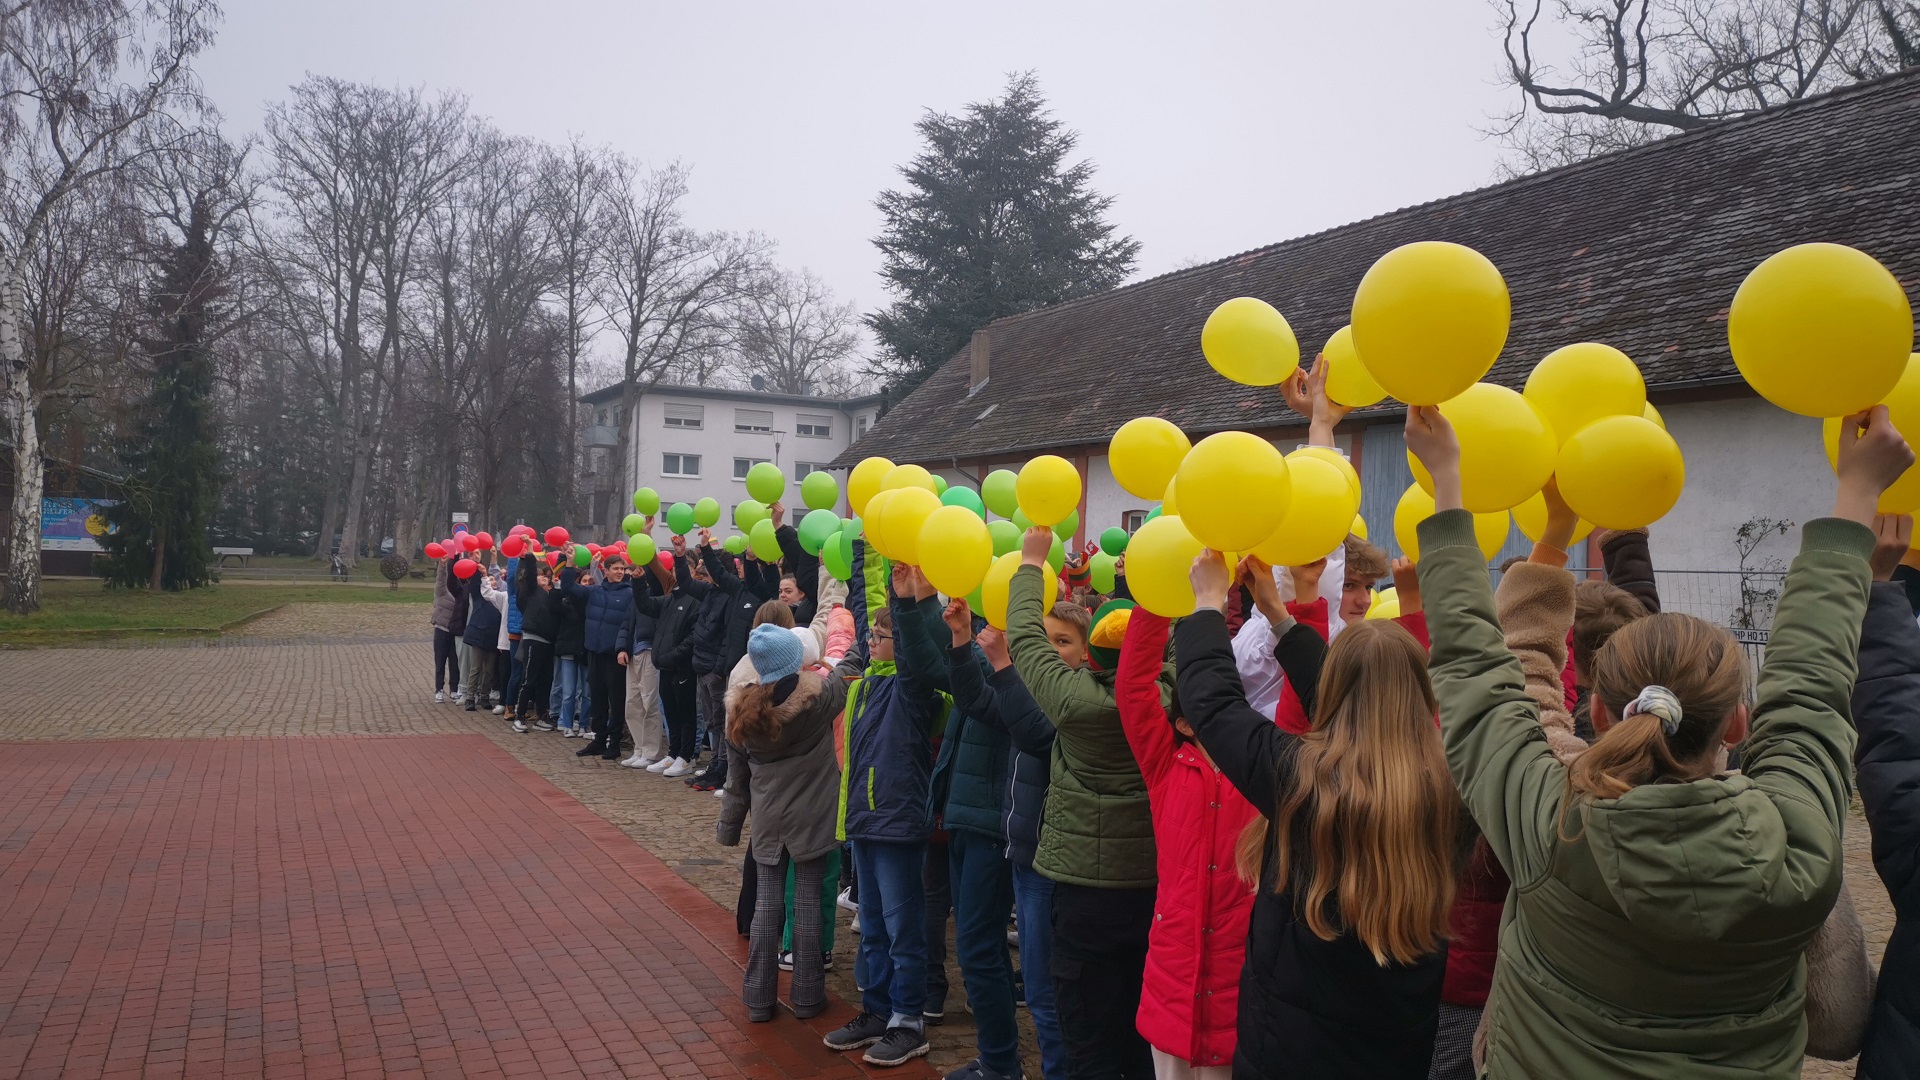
top-left (515, 558), bottom-right (561, 642)
top-left (551, 578), bottom-right (587, 659)
top-left (703, 545), bottom-right (774, 671)
top-left (628, 558), bottom-right (706, 673)
top-left (1854, 580), bottom-right (1920, 1079)
top-left (691, 588), bottom-right (730, 675)
top-left (946, 639), bottom-right (1055, 868)
top-left (461, 573), bottom-right (501, 649)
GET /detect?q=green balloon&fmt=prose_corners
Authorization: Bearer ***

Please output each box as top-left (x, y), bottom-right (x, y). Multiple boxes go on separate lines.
top-left (1090, 551), bottom-right (1118, 593)
top-left (749, 518), bottom-right (782, 561)
top-left (621, 513), bottom-right (645, 536)
top-left (801, 470), bottom-right (840, 512)
top-left (746, 462), bottom-right (786, 504)
top-left (1012, 508), bottom-right (1035, 532)
top-left (821, 531), bottom-right (852, 581)
top-left (572, 545), bottom-right (592, 568)
top-left (735, 499), bottom-right (769, 531)
top-left (1146, 504), bottom-right (1164, 524)
top-left (987, 519), bottom-right (1021, 557)
top-left (693, 497), bottom-right (722, 529)
top-left (1047, 536), bottom-right (1065, 575)
top-left (1099, 526), bottom-right (1130, 555)
top-left (982, 469), bottom-right (1019, 519)
top-left (839, 526), bottom-right (857, 570)
top-left (627, 534), bottom-right (657, 566)
top-left (723, 534), bottom-right (747, 555)
top-left (666, 502), bottom-right (696, 535)
top-left (940, 486), bottom-right (986, 520)
top-left (933, 475), bottom-right (948, 496)
top-left (632, 487), bottom-right (660, 515)
top-left (1052, 509), bottom-right (1080, 541)
top-left (799, 508), bottom-right (840, 555)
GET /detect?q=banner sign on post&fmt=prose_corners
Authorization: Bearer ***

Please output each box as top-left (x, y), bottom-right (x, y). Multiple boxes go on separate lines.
top-left (41, 498), bottom-right (116, 551)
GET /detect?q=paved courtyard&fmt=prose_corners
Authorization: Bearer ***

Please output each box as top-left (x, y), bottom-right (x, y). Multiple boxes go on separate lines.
top-left (0, 603), bottom-right (1895, 1079)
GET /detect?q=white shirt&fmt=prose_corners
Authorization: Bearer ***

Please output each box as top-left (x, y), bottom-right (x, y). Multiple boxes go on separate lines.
top-left (1231, 544), bottom-right (1346, 718)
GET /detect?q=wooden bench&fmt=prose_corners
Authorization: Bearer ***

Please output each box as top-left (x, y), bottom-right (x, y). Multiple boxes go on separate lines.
top-left (212, 546), bottom-right (254, 568)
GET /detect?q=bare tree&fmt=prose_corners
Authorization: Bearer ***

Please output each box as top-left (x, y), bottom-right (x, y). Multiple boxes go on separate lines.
top-left (732, 265), bottom-right (863, 396)
top-left (1494, 0), bottom-right (1920, 172)
top-left (0, 0), bottom-right (218, 613)
top-left (536, 136), bottom-right (614, 525)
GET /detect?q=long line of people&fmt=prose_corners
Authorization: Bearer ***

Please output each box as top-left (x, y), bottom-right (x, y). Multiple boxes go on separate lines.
top-left (427, 382), bottom-right (1920, 1079)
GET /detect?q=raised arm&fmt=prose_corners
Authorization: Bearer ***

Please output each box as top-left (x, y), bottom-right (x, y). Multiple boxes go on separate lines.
top-left (1599, 527), bottom-right (1661, 614)
top-left (1117, 609), bottom-right (1176, 787)
top-left (1174, 605), bottom-right (1291, 817)
top-left (1496, 494), bottom-right (1590, 767)
top-left (1006, 530), bottom-right (1110, 727)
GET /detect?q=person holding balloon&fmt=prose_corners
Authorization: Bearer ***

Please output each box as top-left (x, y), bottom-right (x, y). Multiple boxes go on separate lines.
top-left (558, 547), bottom-right (636, 761)
top-left (509, 555), bottom-right (560, 734)
top-left (1407, 401), bottom-right (1912, 1078)
top-left (461, 556), bottom-right (505, 713)
top-left (624, 541), bottom-right (706, 778)
top-left (479, 561), bottom-right (514, 714)
top-left (430, 549), bottom-right (463, 704)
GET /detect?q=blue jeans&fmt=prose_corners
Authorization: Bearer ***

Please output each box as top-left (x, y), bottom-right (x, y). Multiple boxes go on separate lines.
top-left (553, 656), bottom-right (585, 730)
top-left (851, 838), bottom-right (928, 1032)
top-left (951, 831), bottom-right (1018, 1076)
top-left (1013, 863), bottom-right (1066, 1080)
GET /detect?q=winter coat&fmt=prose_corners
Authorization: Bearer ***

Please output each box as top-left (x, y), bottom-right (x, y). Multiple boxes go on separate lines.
top-left (431, 559), bottom-right (460, 631)
top-left (1118, 610), bottom-right (1257, 1070)
top-left (479, 577), bottom-right (511, 652)
top-left (504, 555), bottom-right (522, 636)
top-left (1176, 608), bottom-right (1450, 1078)
top-left (1009, 563), bottom-right (1161, 889)
top-left (902, 597), bottom-right (1013, 841)
top-left (462, 573), bottom-right (502, 649)
top-left (836, 590), bottom-right (949, 845)
top-left (1273, 598), bottom-right (1429, 735)
top-left (716, 671), bottom-right (849, 865)
top-left (551, 580), bottom-right (586, 659)
top-left (776, 523), bottom-right (820, 626)
top-left (946, 639), bottom-right (1056, 868)
top-left (703, 545), bottom-right (776, 671)
top-left (723, 568), bottom-right (844, 691)
top-left (1420, 509), bottom-right (1870, 1079)
top-left (1854, 580), bottom-right (1920, 1078)
top-left (558, 566), bottom-right (633, 656)
top-left (515, 558), bottom-right (560, 643)
top-left (445, 564), bottom-right (469, 638)
top-left (691, 588), bottom-right (730, 675)
top-left (629, 558), bottom-right (703, 673)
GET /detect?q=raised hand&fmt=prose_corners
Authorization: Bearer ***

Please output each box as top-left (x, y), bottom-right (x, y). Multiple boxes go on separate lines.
top-left (1243, 555), bottom-right (1287, 624)
top-left (977, 626), bottom-right (1011, 670)
top-left (1189, 548), bottom-right (1232, 612)
top-left (942, 597), bottom-right (973, 646)
top-left (1020, 525), bottom-right (1053, 568)
top-left (1836, 405), bottom-right (1916, 525)
top-left (1404, 405), bottom-right (1463, 511)
top-left (890, 560), bottom-right (914, 597)
top-left (1538, 478), bottom-right (1578, 552)
top-left (1391, 557), bottom-right (1422, 615)
top-left (1869, 513), bottom-right (1914, 581)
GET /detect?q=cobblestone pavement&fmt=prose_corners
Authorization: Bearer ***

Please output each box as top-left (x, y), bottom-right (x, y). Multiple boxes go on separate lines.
top-left (0, 605), bottom-right (1894, 1078)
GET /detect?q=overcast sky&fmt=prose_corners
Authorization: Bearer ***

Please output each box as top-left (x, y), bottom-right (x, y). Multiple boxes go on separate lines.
top-left (200, 1), bottom-right (1516, 332)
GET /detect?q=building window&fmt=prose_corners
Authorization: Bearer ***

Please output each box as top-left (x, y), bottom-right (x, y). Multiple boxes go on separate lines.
top-left (735, 408), bottom-right (774, 433)
top-left (596, 409), bottom-right (609, 426)
top-left (855, 414), bottom-right (871, 437)
top-left (663, 403), bottom-right (703, 429)
top-left (793, 462), bottom-right (819, 482)
top-left (796, 412), bottom-right (833, 438)
top-left (1123, 510), bottom-right (1149, 533)
top-left (733, 456), bottom-right (771, 480)
top-left (661, 453), bottom-right (700, 477)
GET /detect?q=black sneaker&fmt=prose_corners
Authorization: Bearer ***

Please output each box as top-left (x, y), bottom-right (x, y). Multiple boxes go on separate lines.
top-left (923, 1008), bottom-right (945, 1026)
top-left (575, 742), bottom-right (604, 757)
top-left (823, 1011), bottom-right (888, 1051)
top-left (863, 1026), bottom-right (930, 1067)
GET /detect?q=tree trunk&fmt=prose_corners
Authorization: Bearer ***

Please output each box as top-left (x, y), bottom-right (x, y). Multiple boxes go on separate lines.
top-left (149, 528), bottom-right (167, 591)
top-left (3, 266), bottom-right (42, 614)
top-left (338, 430), bottom-right (375, 567)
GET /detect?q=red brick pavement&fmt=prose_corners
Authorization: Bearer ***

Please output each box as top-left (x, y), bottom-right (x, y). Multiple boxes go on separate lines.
top-left (0, 735), bottom-right (934, 1080)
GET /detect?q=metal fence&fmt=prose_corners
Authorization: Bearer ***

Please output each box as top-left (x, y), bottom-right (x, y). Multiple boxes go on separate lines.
top-left (1555, 566), bottom-right (1780, 689)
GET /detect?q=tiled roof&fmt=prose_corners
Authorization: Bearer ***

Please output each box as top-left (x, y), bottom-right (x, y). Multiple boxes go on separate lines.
top-left (838, 70), bottom-right (1920, 467)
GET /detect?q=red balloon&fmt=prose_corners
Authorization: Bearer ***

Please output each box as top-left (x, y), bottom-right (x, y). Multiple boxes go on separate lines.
top-left (475, 531), bottom-right (494, 551)
top-left (460, 533), bottom-right (480, 552)
top-left (510, 524), bottom-right (533, 538)
top-left (587, 543), bottom-right (603, 555)
top-left (424, 542), bottom-right (446, 559)
top-left (611, 539), bottom-right (627, 552)
top-left (452, 558), bottom-right (479, 579)
top-left (544, 526), bottom-right (569, 547)
top-left (546, 551), bottom-right (562, 567)
top-left (657, 551), bottom-right (674, 573)
top-left (500, 536), bottom-right (525, 558)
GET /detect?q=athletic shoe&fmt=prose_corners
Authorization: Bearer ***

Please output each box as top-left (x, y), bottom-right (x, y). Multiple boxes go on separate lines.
top-left (644, 756), bottom-right (674, 773)
top-left (691, 777), bottom-right (721, 792)
top-left (451, 693), bottom-right (465, 705)
top-left (864, 1026), bottom-right (930, 1067)
top-left (822, 1011), bottom-right (888, 1051)
top-left (1007, 919), bottom-right (1020, 946)
top-left (714, 787), bottom-right (726, 799)
top-left (923, 1008), bottom-right (945, 1026)
top-left (779, 951), bottom-right (793, 972)
top-left (630, 755), bottom-right (662, 770)
top-left (662, 757), bottom-right (692, 778)
top-left (433, 691), bottom-right (445, 704)
top-left (821, 951), bottom-right (834, 971)
top-left (532, 720), bottom-right (555, 731)
top-left (575, 742), bottom-right (605, 757)
top-left (465, 703), bottom-right (478, 713)
top-left (511, 720), bottom-right (529, 733)
top-left (620, 755), bottom-right (647, 769)
top-left (837, 888), bottom-right (858, 913)
top-left (946, 1060), bottom-right (1021, 1080)
top-left (491, 705), bottom-right (505, 715)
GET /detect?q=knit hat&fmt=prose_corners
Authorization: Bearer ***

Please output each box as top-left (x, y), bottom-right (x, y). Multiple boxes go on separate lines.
top-left (749, 624), bottom-right (804, 684)
top-left (1087, 598), bottom-right (1134, 671)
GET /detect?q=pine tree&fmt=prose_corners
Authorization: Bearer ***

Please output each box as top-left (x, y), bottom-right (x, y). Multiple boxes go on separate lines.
top-left (868, 73), bottom-right (1139, 393)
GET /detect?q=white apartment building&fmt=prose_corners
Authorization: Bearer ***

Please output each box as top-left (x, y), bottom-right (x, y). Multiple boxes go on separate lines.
top-left (578, 381), bottom-right (883, 538)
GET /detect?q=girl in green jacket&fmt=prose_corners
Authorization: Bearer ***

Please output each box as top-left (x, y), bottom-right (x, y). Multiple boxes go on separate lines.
top-left (1404, 402), bottom-right (1913, 1079)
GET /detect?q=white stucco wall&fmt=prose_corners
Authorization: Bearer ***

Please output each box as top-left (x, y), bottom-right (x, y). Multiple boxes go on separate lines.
top-left (1657, 396), bottom-right (1829, 572)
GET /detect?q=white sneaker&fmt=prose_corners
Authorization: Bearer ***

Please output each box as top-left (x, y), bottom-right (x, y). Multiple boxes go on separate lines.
top-left (644, 756), bottom-right (674, 773)
top-left (511, 720), bottom-right (529, 733)
top-left (714, 787), bottom-right (726, 799)
top-left (533, 720), bottom-right (555, 731)
top-left (620, 755), bottom-right (647, 769)
top-left (451, 693), bottom-right (465, 705)
top-left (491, 705), bottom-right (505, 715)
top-left (662, 757), bottom-right (692, 778)
top-left (836, 888), bottom-right (858, 913)
top-left (434, 690), bottom-right (445, 704)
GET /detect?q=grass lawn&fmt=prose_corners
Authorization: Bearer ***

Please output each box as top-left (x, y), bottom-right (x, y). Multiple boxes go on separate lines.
top-left (0, 577), bottom-right (430, 645)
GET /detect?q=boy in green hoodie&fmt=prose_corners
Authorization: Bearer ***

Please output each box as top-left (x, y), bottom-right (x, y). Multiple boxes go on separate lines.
top-left (1007, 525), bottom-right (1162, 1078)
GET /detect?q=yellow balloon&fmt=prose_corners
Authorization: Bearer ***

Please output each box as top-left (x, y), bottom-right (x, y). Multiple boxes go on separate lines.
top-left (1394, 483), bottom-right (1509, 562)
top-left (1642, 402), bottom-right (1665, 429)
top-left (881, 462), bottom-right (938, 494)
top-left (1290, 445), bottom-right (1360, 501)
top-left (1161, 474), bottom-right (1180, 516)
top-left (1730, 243), bottom-right (1912, 418)
top-left (1251, 454), bottom-right (1361, 566)
top-left (918, 505), bottom-right (994, 597)
top-left (1365, 587), bottom-right (1400, 621)
top-left (1409, 383), bottom-right (1557, 513)
top-left (1350, 513), bottom-right (1369, 541)
top-left (848, 457), bottom-right (894, 516)
top-left (1523, 342), bottom-right (1646, 445)
top-left (1126, 514), bottom-right (1204, 617)
top-left (1556, 415), bottom-right (1686, 530)
top-left (1201, 297), bottom-right (1300, 387)
top-left (1820, 353), bottom-right (1920, 512)
top-left (1174, 432), bottom-right (1293, 551)
top-left (1321, 325), bottom-right (1387, 409)
top-left (1109, 417), bottom-right (1191, 501)
top-left (980, 552), bottom-right (1058, 631)
top-left (1351, 242), bottom-right (1510, 405)
top-left (862, 488), bottom-right (897, 560)
top-left (1015, 455), bottom-right (1082, 528)
top-left (1511, 490), bottom-right (1596, 547)
top-left (880, 486), bottom-right (941, 565)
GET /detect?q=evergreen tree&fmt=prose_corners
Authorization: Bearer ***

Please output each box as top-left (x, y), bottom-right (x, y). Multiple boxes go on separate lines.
top-left (868, 73), bottom-right (1139, 393)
